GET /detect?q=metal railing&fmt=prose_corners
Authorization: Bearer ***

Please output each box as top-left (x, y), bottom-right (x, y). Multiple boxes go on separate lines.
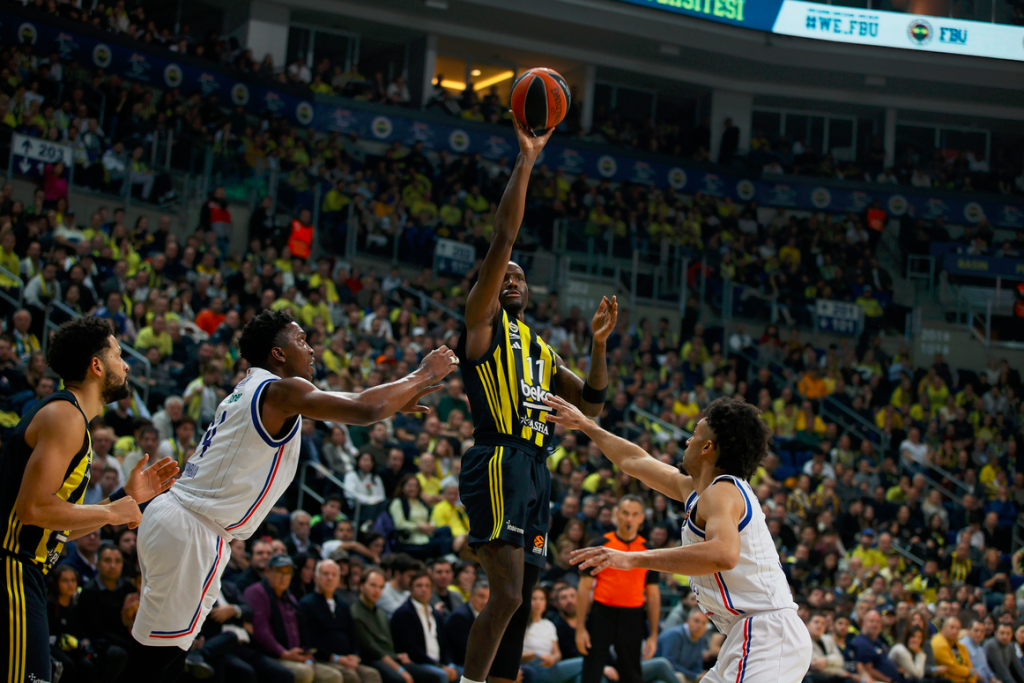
top-left (623, 405), bottom-right (691, 443)
top-left (0, 264), bottom-right (24, 310)
top-left (1013, 518), bottom-right (1024, 554)
top-left (42, 301), bottom-right (152, 406)
top-left (296, 460), bottom-right (363, 530)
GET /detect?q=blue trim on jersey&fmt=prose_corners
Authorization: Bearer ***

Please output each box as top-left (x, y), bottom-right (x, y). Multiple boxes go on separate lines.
top-left (250, 378), bottom-right (301, 447)
top-left (686, 516), bottom-right (705, 539)
top-left (716, 572), bottom-right (745, 614)
top-left (685, 491), bottom-right (697, 513)
top-left (716, 475), bottom-right (753, 532)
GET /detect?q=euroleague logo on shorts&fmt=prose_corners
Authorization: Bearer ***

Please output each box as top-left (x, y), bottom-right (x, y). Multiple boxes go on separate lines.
top-left (533, 535), bottom-right (545, 554)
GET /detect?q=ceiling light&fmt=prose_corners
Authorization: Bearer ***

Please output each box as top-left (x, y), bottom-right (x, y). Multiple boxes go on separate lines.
top-left (440, 79), bottom-right (466, 90)
top-left (470, 69), bottom-right (481, 76)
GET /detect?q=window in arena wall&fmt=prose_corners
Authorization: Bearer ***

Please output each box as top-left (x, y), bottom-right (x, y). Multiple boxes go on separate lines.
top-left (287, 25), bottom-right (359, 73)
top-left (434, 55), bottom-right (516, 102)
top-left (753, 108), bottom-right (858, 160)
top-left (896, 122), bottom-right (991, 169)
top-left (594, 82), bottom-right (657, 125)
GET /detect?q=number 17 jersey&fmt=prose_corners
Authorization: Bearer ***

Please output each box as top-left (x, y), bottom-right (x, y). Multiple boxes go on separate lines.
top-left (169, 367), bottom-right (302, 540)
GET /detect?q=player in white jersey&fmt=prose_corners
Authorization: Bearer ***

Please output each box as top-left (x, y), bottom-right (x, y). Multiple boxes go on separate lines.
top-left (117, 310), bottom-right (461, 683)
top-left (543, 394), bottom-right (812, 683)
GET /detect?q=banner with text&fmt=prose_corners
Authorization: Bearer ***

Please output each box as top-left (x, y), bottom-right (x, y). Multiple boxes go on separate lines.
top-left (943, 253), bottom-right (1024, 280)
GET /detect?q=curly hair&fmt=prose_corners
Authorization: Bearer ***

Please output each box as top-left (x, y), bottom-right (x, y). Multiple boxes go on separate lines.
top-left (238, 309), bottom-right (295, 369)
top-left (703, 396), bottom-right (771, 480)
top-left (46, 316), bottom-right (116, 383)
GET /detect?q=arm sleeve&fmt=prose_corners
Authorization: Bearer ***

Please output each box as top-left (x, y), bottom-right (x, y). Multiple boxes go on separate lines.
top-left (244, 587), bottom-right (286, 658)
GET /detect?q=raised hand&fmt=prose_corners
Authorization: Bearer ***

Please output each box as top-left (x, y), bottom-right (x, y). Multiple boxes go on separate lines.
top-left (570, 544), bottom-right (635, 575)
top-left (543, 394), bottom-right (591, 432)
top-left (418, 345), bottom-right (460, 383)
top-left (125, 454), bottom-right (178, 503)
top-left (512, 111), bottom-right (555, 161)
top-left (399, 384), bottom-right (443, 415)
top-left (591, 296), bottom-right (618, 343)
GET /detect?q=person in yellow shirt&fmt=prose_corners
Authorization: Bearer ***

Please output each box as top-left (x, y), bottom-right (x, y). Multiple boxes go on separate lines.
top-left (308, 258), bottom-right (340, 304)
top-left (411, 191), bottom-right (439, 224)
top-left (848, 529), bottom-right (888, 573)
top-left (0, 231), bottom-right (21, 289)
top-left (855, 286), bottom-right (884, 319)
top-left (438, 196), bottom-right (463, 231)
top-left (430, 484), bottom-right (470, 555)
top-left (931, 616), bottom-right (975, 683)
top-left (300, 289), bottom-right (335, 333)
top-left (133, 313), bottom-right (173, 357)
top-left (797, 367), bottom-right (830, 400)
top-left (581, 459), bottom-right (614, 493)
top-left (415, 452), bottom-right (443, 505)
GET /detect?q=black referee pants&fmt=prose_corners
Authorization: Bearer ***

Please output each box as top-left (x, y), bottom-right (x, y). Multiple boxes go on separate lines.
top-left (2, 554), bottom-right (51, 683)
top-left (581, 602), bottom-right (646, 683)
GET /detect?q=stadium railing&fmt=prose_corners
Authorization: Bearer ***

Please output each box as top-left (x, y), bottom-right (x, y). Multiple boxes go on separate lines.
top-left (296, 460), bottom-right (362, 530)
top-left (0, 264), bottom-right (24, 310)
top-left (42, 300), bottom-right (152, 407)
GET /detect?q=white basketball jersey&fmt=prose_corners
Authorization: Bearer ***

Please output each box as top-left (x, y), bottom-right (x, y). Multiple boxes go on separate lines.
top-left (681, 474), bottom-right (797, 636)
top-left (170, 367), bottom-right (302, 540)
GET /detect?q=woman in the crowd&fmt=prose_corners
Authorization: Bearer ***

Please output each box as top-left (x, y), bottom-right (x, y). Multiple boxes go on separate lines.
top-left (521, 586), bottom-right (583, 683)
top-left (389, 474), bottom-right (450, 560)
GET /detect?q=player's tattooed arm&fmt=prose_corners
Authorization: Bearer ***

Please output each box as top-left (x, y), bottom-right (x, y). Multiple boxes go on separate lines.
top-left (263, 346), bottom-right (459, 427)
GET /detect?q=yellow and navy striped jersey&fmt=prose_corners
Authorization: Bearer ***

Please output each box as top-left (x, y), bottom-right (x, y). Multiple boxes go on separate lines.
top-left (0, 391), bottom-right (92, 574)
top-left (457, 309), bottom-right (559, 451)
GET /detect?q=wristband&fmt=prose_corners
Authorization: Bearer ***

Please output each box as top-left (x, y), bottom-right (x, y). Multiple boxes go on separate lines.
top-left (109, 487), bottom-right (128, 502)
top-left (581, 382), bottom-right (607, 405)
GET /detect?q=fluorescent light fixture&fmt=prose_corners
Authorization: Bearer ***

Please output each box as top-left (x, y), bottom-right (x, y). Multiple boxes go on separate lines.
top-left (472, 70), bottom-right (514, 91)
top-left (440, 70), bottom-right (515, 92)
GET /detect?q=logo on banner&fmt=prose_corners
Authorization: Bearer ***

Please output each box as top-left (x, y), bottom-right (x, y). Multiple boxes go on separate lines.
top-left (56, 32), bottom-right (79, 58)
top-left (888, 194), bottom-right (908, 215)
top-left (127, 53), bottom-right (151, 80)
top-left (449, 129), bottom-right (470, 152)
top-left (371, 116), bottom-right (392, 139)
top-left (263, 91), bottom-right (285, 113)
top-left (668, 167), bottom-right (688, 190)
top-left (630, 161), bottom-right (655, 185)
top-left (908, 19), bottom-right (933, 45)
top-left (295, 101), bottom-right (314, 126)
top-left (163, 63), bottom-right (182, 88)
top-left (18, 23), bottom-right (37, 45)
top-left (597, 155), bottom-right (617, 178)
top-left (736, 179), bottom-right (755, 201)
top-left (331, 109), bottom-right (359, 133)
top-left (1000, 205), bottom-right (1024, 229)
top-left (939, 27), bottom-right (968, 45)
top-left (92, 43), bottom-right (112, 68)
top-left (231, 83), bottom-right (249, 106)
top-left (702, 173), bottom-right (724, 196)
top-left (198, 73), bottom-right (220, 96)
top-left (811, 187), bottom-right (832, 209)
top-left (964, 202), bottom-right (985, 223)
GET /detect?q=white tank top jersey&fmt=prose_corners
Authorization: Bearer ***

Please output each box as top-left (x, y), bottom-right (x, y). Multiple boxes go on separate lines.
top-left (169, 367), bottom-right (302, 540)
top-left (680, 474), bottom-right (797, 635)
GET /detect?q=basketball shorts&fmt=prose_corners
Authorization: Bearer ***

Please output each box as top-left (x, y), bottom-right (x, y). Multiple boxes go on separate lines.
top-left (703, 608), bottom-right (812, 683)
top-left (460, 435), bottom-right (551, 567)
top-left (1, 553), bottom-right (50, 683)
top-left (132, 494), bottom-right (230, 650)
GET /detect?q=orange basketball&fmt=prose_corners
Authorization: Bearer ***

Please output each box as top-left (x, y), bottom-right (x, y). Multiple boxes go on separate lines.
top-left (510, 67), bottom-right (570, 134)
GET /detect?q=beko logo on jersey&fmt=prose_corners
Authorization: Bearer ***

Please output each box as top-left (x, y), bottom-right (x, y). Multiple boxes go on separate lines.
top-left (520, 380), bottom-right (552, 404)
top-left (519, 415), bottom-right (550, 435)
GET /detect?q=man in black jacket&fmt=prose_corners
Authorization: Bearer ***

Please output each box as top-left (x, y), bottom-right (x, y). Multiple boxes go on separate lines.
top-left (233, 539), bottom-right (274, 591)
top-left (444, 581), bottom-right (489, 667)
top-left (300, 559), bottom-right (383, 683)
top-left (390, 571), bottom-right (459, 683)
top-left (77, 544), bottom-right (135, 678)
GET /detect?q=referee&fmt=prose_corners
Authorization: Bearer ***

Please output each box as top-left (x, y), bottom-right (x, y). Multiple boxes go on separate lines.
top-left (0, 317), bottom-right (177, 683)
top-left (576, 494), bottom-right (661, 683)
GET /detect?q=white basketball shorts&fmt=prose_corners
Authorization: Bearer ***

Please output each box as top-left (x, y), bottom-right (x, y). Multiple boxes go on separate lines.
top-left (702, 608), bottom-right (812, 683)
top-left (131, 494), bottom-right (230, 649)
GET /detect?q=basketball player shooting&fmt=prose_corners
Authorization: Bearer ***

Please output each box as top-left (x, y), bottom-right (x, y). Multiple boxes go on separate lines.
top-left (543, 395), bottom-right (813, 683)
top-left (117, 310), bottom-right (461, 683)
top-left (456, 113), bottom-right (617, 683)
